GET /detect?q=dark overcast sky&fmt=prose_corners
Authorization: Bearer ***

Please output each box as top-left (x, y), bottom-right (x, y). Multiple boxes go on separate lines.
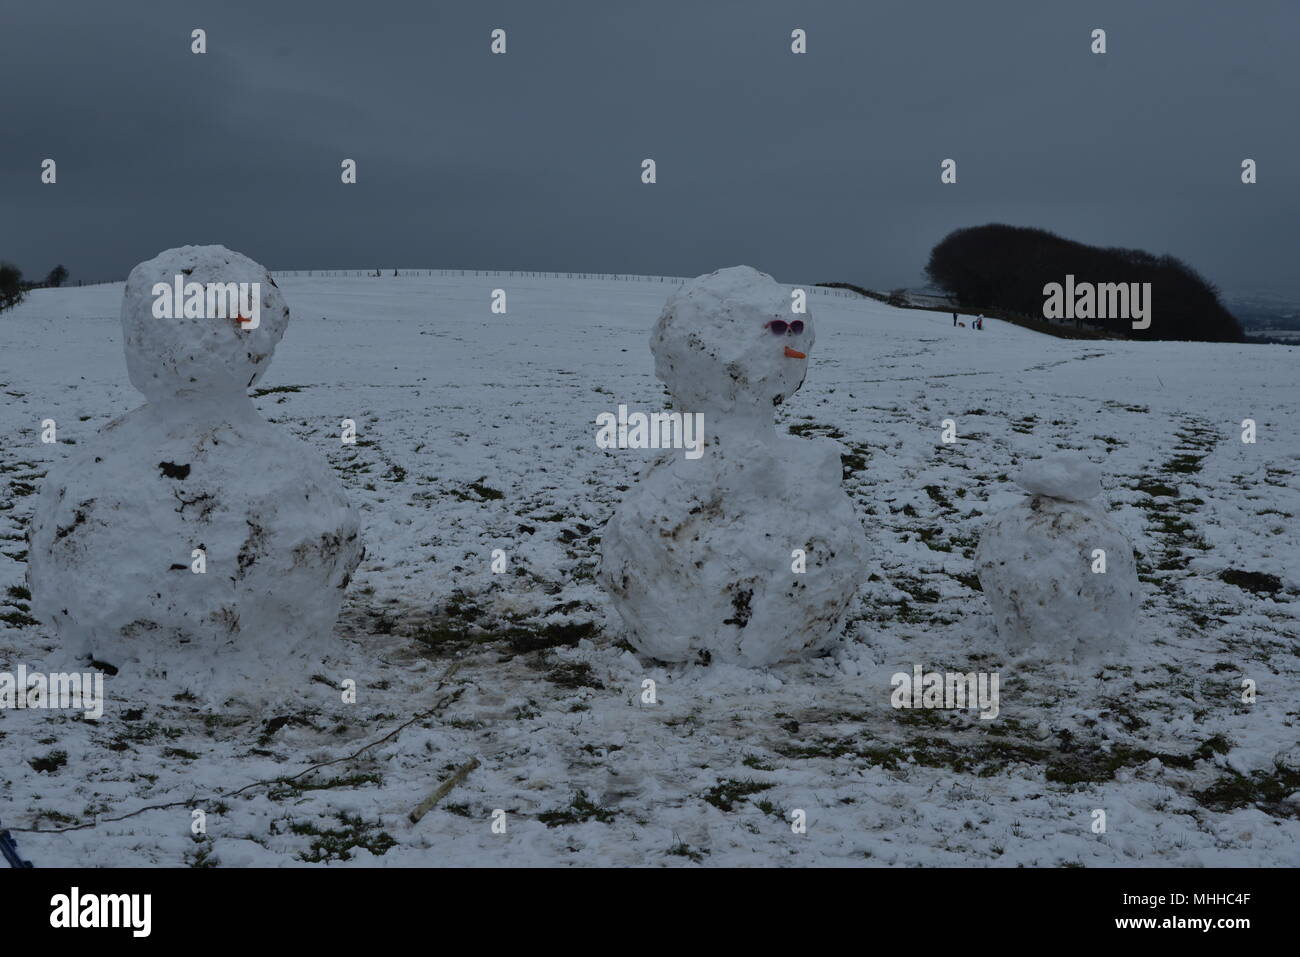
top-left (2, 0), bottom-right (1297, 296)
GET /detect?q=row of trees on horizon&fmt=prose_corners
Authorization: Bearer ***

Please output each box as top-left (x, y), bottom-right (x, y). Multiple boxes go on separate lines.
top-left (0, 263), bottom-right (69, 313)
top-left (924, 224), bottom-right (1245, 342)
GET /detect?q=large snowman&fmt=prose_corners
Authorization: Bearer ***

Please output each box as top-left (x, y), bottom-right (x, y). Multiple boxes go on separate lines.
top-left (27, 246), bottom-right (363, 701)
top-left (601, 266), bottom-right (866, 665)
top-left (974, 451), bottom-right (1140, 662)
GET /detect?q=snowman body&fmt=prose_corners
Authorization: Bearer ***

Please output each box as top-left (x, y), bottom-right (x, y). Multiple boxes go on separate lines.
top-left (974, 452), bottom-right (1139, 662)
top-left (27, 246), bottom-right (362, 699)
top-left (601, 266), bottom-right (865, 666)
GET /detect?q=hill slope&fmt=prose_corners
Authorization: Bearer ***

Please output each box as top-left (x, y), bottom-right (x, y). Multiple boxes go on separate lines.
top-left (2, 274), bottom-right (1297, 866)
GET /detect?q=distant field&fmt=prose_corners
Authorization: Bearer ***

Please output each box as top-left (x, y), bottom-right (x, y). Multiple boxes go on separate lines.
top-left (2, 274), bottom-right (1298, 867)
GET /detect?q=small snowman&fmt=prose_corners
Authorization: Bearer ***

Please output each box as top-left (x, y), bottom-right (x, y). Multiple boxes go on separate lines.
top-left (974, 451), bottom-right (1139, 662)
top-left (27, 246), bottom-right (363, 701)
top-left (601, 266), bottom-right (866, 666)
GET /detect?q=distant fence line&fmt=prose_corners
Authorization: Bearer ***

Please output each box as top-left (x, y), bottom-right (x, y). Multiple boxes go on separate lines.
top-left (62, 268), bottom-right (861, 299)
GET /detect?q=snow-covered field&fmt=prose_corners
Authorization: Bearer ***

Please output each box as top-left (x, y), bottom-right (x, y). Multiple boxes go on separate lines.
top-left (2, 273), bottom-right (1298, 867)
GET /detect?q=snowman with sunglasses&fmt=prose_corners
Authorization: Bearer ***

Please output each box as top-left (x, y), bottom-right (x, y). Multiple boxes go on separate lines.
top-left (601, 266), bottom-right (866, 666)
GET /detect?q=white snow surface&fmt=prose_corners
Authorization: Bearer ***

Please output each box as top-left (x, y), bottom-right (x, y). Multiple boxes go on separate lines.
top-left (1016, 451), bottom-right (1102, 502)
top-left (602, 267), bottom-right (866, 665)
top-left (2, 272), bottom-right (1298, 867)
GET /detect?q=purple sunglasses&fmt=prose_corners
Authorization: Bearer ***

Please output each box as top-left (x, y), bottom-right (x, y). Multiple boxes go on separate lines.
top-left (765, 319), bottom-right (804, 335)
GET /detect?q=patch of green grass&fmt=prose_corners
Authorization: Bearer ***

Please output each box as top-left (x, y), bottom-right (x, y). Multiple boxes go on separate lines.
top-left (1147, 511), bottom-right (1196, 538)
top-left (909, 737), bottom-right (1049, 776)
top-left (1044, 738), bottom-right (1231, 785)
top-left (1135, 478), bottom-right (1178, 498)
top-left (895, 580), bottom-right (941, 603)
top-left (923, 485), bottom-right (952, 509)
top-left (251, 384), bottom-right (306, 397)
top-left (776, 738), bottom-right (859, 760)
top-left (269, 772), bottom-right (382, 800)
top-left (1162, 454), bottom-right (1205, 474)
top-left (29, 749), bottom-right (68, 773)
top-left (287, 812), bottom-right (397, 863)
top-left (667, 842), bottom-right (706, 863)
top-left (579, 743), bottom-right (624, 757)
top-left (1195, 734), bottom-right (1232, 757)
top-left (35, 809), bottom-right (79, 826)
top-left (917, 526), bottom-right (951, 551)
top-left (841, 445), bottom-right (870, 479)
top-left (538, 792), bottom-right (617, 827)
top-left (1195, 767), bottom-right (1300, 817)
top-left (702, 778), bottom-right (774, 812)
top-left (1219, 569), bottom-right (1283, 595)
top-left (776, 733), bottom-right (1201, 783)
top-left (546, 661), bottom-right (604, 690)
top-left (788, 422), bottom-right (845, 440)
top-left (117, 721), bottom-right (185, 744)
top-left (410, 621), bottom-right (488, 654)
top-left (467, 479), bottom-right (504, 500)
top-left (187, 837), bottom-right (220, 868)
top-left (257, 713), bottom-right (319, 744)
top-left (507, 620), bottom-right (599, 654)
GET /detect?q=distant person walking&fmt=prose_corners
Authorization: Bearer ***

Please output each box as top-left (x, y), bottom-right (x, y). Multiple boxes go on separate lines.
top-left (953, 312), bottom-right (958, 327)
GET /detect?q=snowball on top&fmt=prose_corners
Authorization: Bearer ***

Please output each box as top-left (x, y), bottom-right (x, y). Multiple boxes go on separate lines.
top-left (121, 245), bottom-right (289, 403)
top-left (651, 266), bottom-right (813, 415)
top-left (1015, 451), bottom-right (1102, 502)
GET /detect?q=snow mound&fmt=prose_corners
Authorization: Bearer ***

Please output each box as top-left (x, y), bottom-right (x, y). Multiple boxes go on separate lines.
top-left (1015, 451), bottom-right (1102, 502)
top-left (976, 459), bottom-right (1139, 663)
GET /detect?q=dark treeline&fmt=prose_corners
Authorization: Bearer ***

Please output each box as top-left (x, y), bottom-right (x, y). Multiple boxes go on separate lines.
top-left (0, 263), bottom-right (70, 314)
top-left (0, 263), bottom-right (24, 313)
top-left (925, 225), bottom-right (1244, 342)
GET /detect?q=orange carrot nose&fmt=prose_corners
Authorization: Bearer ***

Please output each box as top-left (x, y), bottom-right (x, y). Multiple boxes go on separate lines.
top-left (784, 345), bottom-right (806, 359)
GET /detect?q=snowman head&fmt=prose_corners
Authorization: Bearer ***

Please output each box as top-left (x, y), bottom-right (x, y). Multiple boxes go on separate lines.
top-left (121, 245), bottom-right (290, 404)
top-left (1015, 451), bottom-right (1102, 502)
top-left (651, 266), bottom-right (814, 419)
